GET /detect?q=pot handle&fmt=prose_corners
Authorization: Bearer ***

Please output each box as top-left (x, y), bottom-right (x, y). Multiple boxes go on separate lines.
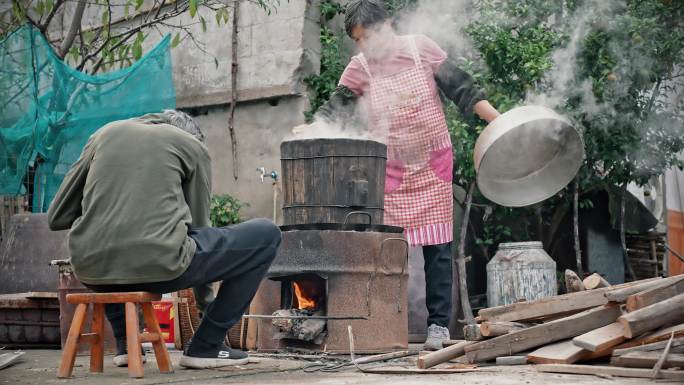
top-left (344, 211), bottom-right (372, 225)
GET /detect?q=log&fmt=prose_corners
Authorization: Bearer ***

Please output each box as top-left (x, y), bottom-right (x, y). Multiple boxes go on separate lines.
top-left (495, 356), bottom-right (527, 365)
top-left (583, 273), bottom-right (610, 290)
top-left (612, 337), bottom-right (684, 356)
top-left (480, 321), bottom-right (530, 337)
top-left (478, 277), bottom-right (660, 322)
top-left (463, 324), bottom-right (483, 341)
top-left (416, 341), bottom-right (473, 369)
top-left (465, 304), bottom-right (622, 363)
top-left (572, 322), bottom-right (626, 352)
top-left (536, 364), bottom-right (684, 380)
top-left (604, 275), bottom-right (678, 302)
top-left (442, 339), bottom-right (466, 347)
top-left (618, 293), bottom-right (684, 338)
top-left (625, 274), bottom-right (684, 312)
top-left (611, 352), bottom-right (684, 369)
top-left (565, 269), bottom-right (585, 292)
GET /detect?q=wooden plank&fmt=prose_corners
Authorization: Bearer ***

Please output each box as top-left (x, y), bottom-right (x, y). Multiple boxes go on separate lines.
top-left (572, 322), bottom-right (626, 352)
top-left (618, 293), bottom-right (684, 338)
top-left (360, 367), bottom-right (479, 374)
top-left (417, 341), bottom-right (473, 369)
top-left (604, 275), bottom-right (679, 302)
top-left (527, 340), bottom-right (591, 364)
top-left (612, 337), bottom-right (684, 356)
top-left (536, 364), bottom-right (684, 380)
top-left (480, 321), bottom-right (530, 337)
top-left (625, 274), bottom-right (684, 311)
top-left (495, 356), bottom-right (527, 365)
top-left (477, 278), bottom-right (659, 322)
top-left (465, 304), bottom-right (622, 363)
top-left (611, 352), bottom-right (684, 369)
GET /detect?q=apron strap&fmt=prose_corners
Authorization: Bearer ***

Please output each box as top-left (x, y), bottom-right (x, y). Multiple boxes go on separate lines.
top-left (408, 36), bottom-right (421, 68)
top-left (356, 55), bottom-right (372, 78)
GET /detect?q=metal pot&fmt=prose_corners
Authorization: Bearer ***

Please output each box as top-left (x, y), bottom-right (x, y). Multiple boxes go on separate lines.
top-left (473, 105), bottom-right (585, 207)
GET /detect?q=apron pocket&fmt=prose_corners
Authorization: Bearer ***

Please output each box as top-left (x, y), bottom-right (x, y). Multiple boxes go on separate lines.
top-left (385, 159), bottom-right (405, 194)
top-left (429, 147), bottom-right (453, 183)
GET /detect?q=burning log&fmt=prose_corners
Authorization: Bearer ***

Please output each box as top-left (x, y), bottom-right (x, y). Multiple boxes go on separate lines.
top-left (272, 309), bottom-right (326, 344)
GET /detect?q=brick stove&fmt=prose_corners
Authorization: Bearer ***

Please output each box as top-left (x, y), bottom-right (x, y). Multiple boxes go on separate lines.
top-left (249, 138), bottom-right (409, 353)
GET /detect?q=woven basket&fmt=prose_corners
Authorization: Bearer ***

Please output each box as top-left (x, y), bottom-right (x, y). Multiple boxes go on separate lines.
top-left (173, 288), bottom-right (249, 350)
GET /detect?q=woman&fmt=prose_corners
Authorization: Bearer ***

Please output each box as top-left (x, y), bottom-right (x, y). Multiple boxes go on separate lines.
top-left (303, 0), bottom-right (500, 350)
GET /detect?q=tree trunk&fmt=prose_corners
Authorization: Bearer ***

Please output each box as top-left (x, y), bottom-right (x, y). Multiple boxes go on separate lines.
top-left (573, 178), bottom-right (583, 277)
top-left (457, 183), bottom-right (476, 325)
top-left (620, 183), bottom-right (636, 281)
top-left (58, 0), bottom-right (87, 59)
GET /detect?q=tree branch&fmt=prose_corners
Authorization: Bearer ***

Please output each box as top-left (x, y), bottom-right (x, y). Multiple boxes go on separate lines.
top-left (57, 0), bottom-right (87, 59)
top-left (39, 0), bottom-right (65, 33)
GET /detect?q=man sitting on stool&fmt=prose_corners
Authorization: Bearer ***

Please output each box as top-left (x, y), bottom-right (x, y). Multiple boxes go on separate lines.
top-left (48, 110), bottom-right (281, 369)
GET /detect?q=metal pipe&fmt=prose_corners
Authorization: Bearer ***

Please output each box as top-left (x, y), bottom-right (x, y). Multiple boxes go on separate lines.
top-left (242, 314), bottom-right (367, 320)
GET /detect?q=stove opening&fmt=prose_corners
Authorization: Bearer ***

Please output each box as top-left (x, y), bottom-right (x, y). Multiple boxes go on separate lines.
top-left (272, 274), bottom-right (327, 344)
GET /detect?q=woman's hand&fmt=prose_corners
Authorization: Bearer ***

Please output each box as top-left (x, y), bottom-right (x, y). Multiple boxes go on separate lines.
top-left (474, 100), bottom-right (501, 123)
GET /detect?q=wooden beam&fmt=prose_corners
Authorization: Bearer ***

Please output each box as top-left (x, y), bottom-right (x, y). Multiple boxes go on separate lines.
top-left (611, 352), bottom-right (684, 369)
top-left (477, 278), bottom-right (659, 322)
top-left (480, 321), bottom-right (530, 337)
top-left (572, 322), bottom-right (626, 352)
top-left (625, 275), bottom-right (684, 311)
top-left (604, 276), bottom-right (678, 302)
top-left (465, 304), bottom-right (622, 363)
top-left (536, 364), bottom-right (684, 380)
top-left (618, 293), bottom-right (684, 338)
top-left (612, 337), bottom-right (684, 356)
top-left (416, 341), bottom-right (473, 369)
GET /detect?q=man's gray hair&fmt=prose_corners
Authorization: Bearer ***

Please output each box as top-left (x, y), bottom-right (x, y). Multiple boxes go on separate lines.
top-left (140, 109), bottom-right (205, 143)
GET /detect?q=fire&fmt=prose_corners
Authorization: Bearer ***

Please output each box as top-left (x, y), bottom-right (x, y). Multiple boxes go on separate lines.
top-left (293, 281), bottom-right (318, 310)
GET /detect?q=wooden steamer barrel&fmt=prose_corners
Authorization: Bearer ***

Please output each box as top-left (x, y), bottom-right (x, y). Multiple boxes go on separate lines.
top-left (280, 138), bottom-right (387, 225)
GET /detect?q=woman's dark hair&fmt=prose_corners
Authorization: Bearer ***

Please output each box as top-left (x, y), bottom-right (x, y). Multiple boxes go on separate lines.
top-left (344, 0), bottom-right (389, 37)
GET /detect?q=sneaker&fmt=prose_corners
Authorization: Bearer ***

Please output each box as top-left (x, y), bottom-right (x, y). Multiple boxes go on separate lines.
top-left (113, 338), bottom-right (146, 367)
top-left (424, 324), bottom-right (450, 351)
top-left (179, 342), bottom-right (249, 368)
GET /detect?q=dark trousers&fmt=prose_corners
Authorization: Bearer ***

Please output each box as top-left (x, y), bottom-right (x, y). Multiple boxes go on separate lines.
top-left (423, 242), bottom-right (452, 327)
top-left (86, 218), bottom-right (281, 346)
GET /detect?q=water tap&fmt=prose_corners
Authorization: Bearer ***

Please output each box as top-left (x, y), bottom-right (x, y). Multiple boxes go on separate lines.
top-left (256, 167), bottom-right (278, 182)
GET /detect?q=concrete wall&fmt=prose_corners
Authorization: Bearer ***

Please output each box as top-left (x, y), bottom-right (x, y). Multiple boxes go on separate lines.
top-left (44, 0), bottom-right (324, 221)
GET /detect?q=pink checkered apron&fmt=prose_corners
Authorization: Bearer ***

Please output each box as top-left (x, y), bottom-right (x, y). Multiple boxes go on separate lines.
top-left (357, 37), bottom-right (453, 247)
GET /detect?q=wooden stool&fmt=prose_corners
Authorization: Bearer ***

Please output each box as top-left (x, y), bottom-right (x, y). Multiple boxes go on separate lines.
top-left (57, 291), bottom-right (173, 378)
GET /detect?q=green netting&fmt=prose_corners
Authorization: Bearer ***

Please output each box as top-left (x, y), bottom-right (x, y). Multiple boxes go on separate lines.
top-left (0, 24), bottom-right (176, 211)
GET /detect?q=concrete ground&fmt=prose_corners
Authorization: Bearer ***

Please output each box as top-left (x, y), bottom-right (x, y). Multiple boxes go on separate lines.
top-left (0, 348), bottom-right (673, 385)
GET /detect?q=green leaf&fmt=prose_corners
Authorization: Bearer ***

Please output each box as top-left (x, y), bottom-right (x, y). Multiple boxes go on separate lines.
top-left (101, 9), bottom-right (109, 25)
top-left (135, 0), bottom-right (144, 10)
top-left (189, 0), bottom-right (198, 18)
top-left (132, 41), bottom-right (142, 60)
top-left (171, 33), bottom-right (181, 48)
top-left (200, 16), bottom-right (206, 32)
top-left (45, 0), bottom-right (54, 14)
top-left (36, 1), bottom-right (45, 17)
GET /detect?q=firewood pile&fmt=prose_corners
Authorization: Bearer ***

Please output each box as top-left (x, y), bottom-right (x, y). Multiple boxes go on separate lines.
top-left (417, 274), bottom-right (684, 381)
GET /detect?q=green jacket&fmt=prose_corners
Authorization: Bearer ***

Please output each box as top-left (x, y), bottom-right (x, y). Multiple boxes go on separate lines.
top-left (48, 118), bottom-right (211, 285)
